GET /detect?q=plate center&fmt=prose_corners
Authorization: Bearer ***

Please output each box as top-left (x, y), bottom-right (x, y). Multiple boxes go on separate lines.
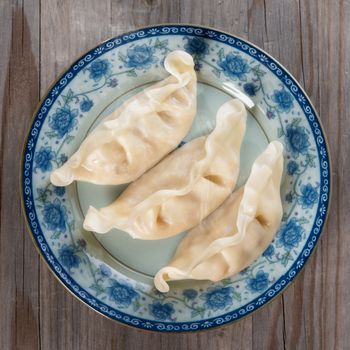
top-left (76, 82), bottom-right (269, 276)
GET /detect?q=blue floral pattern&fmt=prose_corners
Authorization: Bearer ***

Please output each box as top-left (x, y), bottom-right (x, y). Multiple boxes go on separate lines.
top-left (125, 44), bottom-right (157, 70)
top-left (299, 183), bottom-right (319, 209)
top-left (247, 271), bottom-right (270, 293)
top-left (285, 192), bottom-right (294, 203)
top-left (49, 106), bottom-right (78, 138)
top-left (285, 123), bottom-right (310, 157)
top-left (59, 154), bottom-right (68, 164)
top-left (243, 82), bottom-right (258, 96)
top-left (277, 218), bottom-right (304, 250)
top-left (34, 146), bottom-right (55, 172)
top-left (201, 287), bottom-right (233, 311)
top-left (99, 264), bottom-right (112, 277)
top-left (80, 99), bottom-right (94, 112)
top-left (22, 25), bottom-right (330, 332)
top-left (266, 110), bottom-right (275, 119)
top-left (149, 301), bottom-right (175, 320)
top-left (107, 78), bottom-right (118, 88)
top-left (53, 186), bottom-right (65, 196)
top-left (58, 244), bottom-right (81, 271)
top-left (183, 289), bottom-right (198, 300)
top-left (262, 244), bottom-right (275, 258)
top-left (87, 59), bottom-right (112, 81)
top-left (218, 52), bottom-right (250, 80)
top-left (106, 281), bottom-right (139, 308)
top-left (272, 89), bottom-right (294, 112)
top-left (184, 37), bottom-right (209, 57)
top-left (43, 198), bottom-right (67, 233)
top-left (287, 160), bottom-right (299, 176)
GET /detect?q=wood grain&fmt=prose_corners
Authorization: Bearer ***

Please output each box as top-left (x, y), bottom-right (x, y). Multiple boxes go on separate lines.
top-left (0, 1), bottom-right (41, 349)
top-left (0, 0), bottom-right (348, 349)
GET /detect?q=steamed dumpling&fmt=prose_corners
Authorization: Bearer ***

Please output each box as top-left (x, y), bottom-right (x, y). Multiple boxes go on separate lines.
top-left (83, 99), bottom-right (247, 239)
top-left (50, 50), bottom-right (197, 186)
top-left (154, 141), bottom-right (284, 292)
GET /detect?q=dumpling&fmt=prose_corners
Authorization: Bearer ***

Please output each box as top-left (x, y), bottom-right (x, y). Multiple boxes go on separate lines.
top-left (83, 99), bottom-right (247, 239)
top-left (50, 50), bottom-right (197, 186)
top-left (154, 141), bottom-right (284, 292)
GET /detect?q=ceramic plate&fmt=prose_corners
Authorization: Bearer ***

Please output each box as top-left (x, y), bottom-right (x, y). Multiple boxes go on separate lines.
top-left (21, 25), bottom-right (331, 332)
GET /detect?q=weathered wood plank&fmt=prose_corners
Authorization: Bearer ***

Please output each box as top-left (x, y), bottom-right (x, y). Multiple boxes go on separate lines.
top-left (282, 1), bottom-right (350, 349)
top-left (0, 0), bottom-right (41, 349)
top-left (179, 0), bottom-right (249, 37)
top-left (280, 0), bottom-right (322, 348)
top-left (111, 0), bottom-right (180, 33)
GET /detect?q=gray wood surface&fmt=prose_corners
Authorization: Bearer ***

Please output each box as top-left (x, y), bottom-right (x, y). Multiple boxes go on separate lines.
top-left (0, 0), bottom-right (348, 349)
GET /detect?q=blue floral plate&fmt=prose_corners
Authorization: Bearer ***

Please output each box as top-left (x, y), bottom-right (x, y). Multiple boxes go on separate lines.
top-left (21, 25), bottom-right (331, 332)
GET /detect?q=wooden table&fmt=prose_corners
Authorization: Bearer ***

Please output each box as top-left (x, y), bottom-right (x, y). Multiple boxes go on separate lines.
top-left (0, 0), bottom-right (348, 349)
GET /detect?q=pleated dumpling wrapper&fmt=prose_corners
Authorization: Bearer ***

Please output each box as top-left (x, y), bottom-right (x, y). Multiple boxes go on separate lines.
top-left (154, 141), bottom-right (284, 292)
top-left (50, 50), bottom-right (197, 186)
top-left (83, 99), bottom-right (247, 239)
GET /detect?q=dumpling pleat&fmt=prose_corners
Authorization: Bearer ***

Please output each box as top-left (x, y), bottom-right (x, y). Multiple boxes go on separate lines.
top-left (83, 99), bottom-right (247, 239)
top-left (50, 50), bottom-right (197, 186)
top-left (154, 141), bottom-right (284, 292)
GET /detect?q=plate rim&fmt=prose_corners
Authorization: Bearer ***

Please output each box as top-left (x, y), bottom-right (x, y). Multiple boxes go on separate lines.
top-left (20, 23), bottom-right (332, 332)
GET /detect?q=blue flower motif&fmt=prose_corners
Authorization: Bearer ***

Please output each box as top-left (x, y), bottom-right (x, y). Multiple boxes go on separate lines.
top-left (182, 289), bottom-right (198, 300)
top-left (99, 264), bottom-right (111, 277)
top-left (87, 58), bottom-right (112, 82)
top-left (34, 146), bottom-right (55, 172)
top-left (247, 271), bottom-right (269, 292)
top-left (194, 62), bottom-right (203, 71)
top-left (125, 44), bottom-right (157, 70)
top-left (107, 78), bottom-right (118, 88)
top-left (80, 99), bottom-right (94, 112)
top-left (285, 192), bottom-right (294, 203)
top-left (285, 124), bottom-right (310, 157)
top-left (184, 37), bottom-right (209, 57)
top-left (58, 244), bottom-right (81, 271)
top-left (266, 110), bottom-right (275, 119)
top-left (262, 244), bottom-right (275, 258)
top-left (277, 218), bottom-right (304, 250)
top-left (287, 160), bottom-right (299, 175)
top-left (272, 89), bottom-right (294, 112)
top-left (49, 106), bottom-right (78, 138)
top-left (243, 82), bottom-right (258, 96)
top-left (59, 154), bottom-right (68, 164)
top-left (201, 286), bottom-right (233, 311)
top-left (43, 198), bottom-right (67, 232)
top-left (107, 281), bottom-right (138, 307)
top-left (53, 186), bottom-right (65, 197)
top-left (149, 301), bottom-right (175, 320)
top-left (218, 53), bottom-right (250, 80)
top-left (299, 183), bottom-right (319, 209)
